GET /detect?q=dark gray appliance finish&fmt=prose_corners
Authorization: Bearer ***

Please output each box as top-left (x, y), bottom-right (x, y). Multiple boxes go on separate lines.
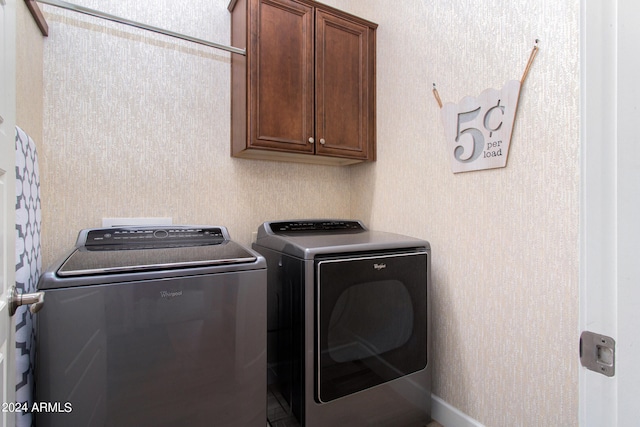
top-left (254, 220), bottom-right (432, 427)
top-left (35, 226), bottom-right (267, 427)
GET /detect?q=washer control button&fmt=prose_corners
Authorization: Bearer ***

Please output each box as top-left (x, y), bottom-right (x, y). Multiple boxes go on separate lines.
top-left (153, 230), bottom-right (169, 238)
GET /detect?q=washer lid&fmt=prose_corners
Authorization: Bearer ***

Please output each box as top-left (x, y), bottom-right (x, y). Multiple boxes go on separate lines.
top-left (57, 226), bottom-right (257, 277)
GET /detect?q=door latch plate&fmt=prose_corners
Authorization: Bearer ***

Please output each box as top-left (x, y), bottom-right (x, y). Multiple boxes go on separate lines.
top-left (580, 331), bottom-right (615, 377)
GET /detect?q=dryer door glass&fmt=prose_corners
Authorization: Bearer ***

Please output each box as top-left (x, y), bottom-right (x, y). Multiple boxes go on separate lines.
top-left (316, 251), bottom-right (427, 403)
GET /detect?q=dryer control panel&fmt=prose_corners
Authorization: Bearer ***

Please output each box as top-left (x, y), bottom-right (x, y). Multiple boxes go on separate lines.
top-left (268, 220), bottom-right (366, 235)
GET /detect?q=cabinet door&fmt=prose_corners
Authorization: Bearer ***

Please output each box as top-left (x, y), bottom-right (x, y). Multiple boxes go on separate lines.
top-left (315, 10), bottom-right (371, 160)
top-left (250, 0), bottom-right (314, 153)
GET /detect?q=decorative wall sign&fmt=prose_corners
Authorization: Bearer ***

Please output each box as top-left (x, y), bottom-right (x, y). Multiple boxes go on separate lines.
top-left (433, 41), bottom-right (539, 173)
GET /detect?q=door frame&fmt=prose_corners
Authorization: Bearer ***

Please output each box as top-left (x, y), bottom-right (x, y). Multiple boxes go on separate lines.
top-left (580, 0), bottom-right (640, 425)
top-left (0, 0), bottom-right (18, 426)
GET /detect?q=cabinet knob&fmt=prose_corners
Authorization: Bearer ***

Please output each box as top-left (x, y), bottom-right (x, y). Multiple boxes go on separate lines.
top-left (308, 137), bottom-right (315, 144)
top-left (320, 138), bottom-right (326, 145)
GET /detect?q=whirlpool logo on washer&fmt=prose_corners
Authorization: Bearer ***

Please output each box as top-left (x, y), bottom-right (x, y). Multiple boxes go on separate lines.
top-left (373, 263), bottom-right (387, 271)
top-left (160, 290), bottom-right (183, 299)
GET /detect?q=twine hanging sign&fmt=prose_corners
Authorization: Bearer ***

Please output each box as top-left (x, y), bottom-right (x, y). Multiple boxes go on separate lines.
top-left (433, 41), bottom-right (539, 173)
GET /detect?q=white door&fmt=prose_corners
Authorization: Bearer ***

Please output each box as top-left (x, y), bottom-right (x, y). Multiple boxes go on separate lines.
top-left (580, 0), bottom-right (640, 425)
top-left (0, 0), bottom-right (17, 426)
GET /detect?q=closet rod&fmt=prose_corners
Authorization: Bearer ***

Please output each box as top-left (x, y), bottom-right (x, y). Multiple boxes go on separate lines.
top-left (36, 0), bottom-right (246, 56)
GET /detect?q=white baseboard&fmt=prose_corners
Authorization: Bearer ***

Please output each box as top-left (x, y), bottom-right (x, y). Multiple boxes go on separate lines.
top-left (431, 394), bottom-right (485, 427)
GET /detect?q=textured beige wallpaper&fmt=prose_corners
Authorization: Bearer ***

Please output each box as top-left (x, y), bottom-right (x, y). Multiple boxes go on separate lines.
top-left (40, 0), bottom-right (351, 267)
top-left (338, 0), bottom-right (580, 425)
top-left (16, 0), bottom-right (44, 142)
top-left (40, 0), bottom-right (579, 425)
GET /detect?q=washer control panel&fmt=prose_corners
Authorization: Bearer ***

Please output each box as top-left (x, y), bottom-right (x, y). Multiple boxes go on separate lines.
top-left (84, 227), bottom-right (226, 248)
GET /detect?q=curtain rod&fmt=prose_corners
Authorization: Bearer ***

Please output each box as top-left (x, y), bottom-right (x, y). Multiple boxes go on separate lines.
top-left (36, 0), bottom-right (246, 56)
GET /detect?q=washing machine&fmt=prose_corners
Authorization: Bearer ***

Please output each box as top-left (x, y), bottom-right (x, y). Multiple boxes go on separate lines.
top-left (34, 225), bottom-right (266, 427)
top-left (253, 220), bottom-right (431, 427)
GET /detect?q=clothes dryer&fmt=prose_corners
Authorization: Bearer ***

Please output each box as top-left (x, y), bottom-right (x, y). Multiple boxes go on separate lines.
top-left (254, 220), bottom-right (431, 427)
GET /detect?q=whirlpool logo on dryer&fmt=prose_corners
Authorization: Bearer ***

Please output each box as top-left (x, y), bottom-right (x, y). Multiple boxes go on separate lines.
top-left (373, 263), bottom-right (387, 271)
top-left (160, 290), bottom-right (183, 299)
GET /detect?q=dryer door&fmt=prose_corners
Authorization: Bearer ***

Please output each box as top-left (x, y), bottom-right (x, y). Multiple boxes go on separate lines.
top-left (315, 250), bottom-right (427, 403)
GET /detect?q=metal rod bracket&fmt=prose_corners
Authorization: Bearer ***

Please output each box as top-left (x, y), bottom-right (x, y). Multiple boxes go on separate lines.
top-left (8, 286), bottom-right (45, 316)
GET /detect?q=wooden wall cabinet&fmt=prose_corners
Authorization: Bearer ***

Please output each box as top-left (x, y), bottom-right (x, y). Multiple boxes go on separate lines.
top-left (229, 0), bottom-right (377, 165)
